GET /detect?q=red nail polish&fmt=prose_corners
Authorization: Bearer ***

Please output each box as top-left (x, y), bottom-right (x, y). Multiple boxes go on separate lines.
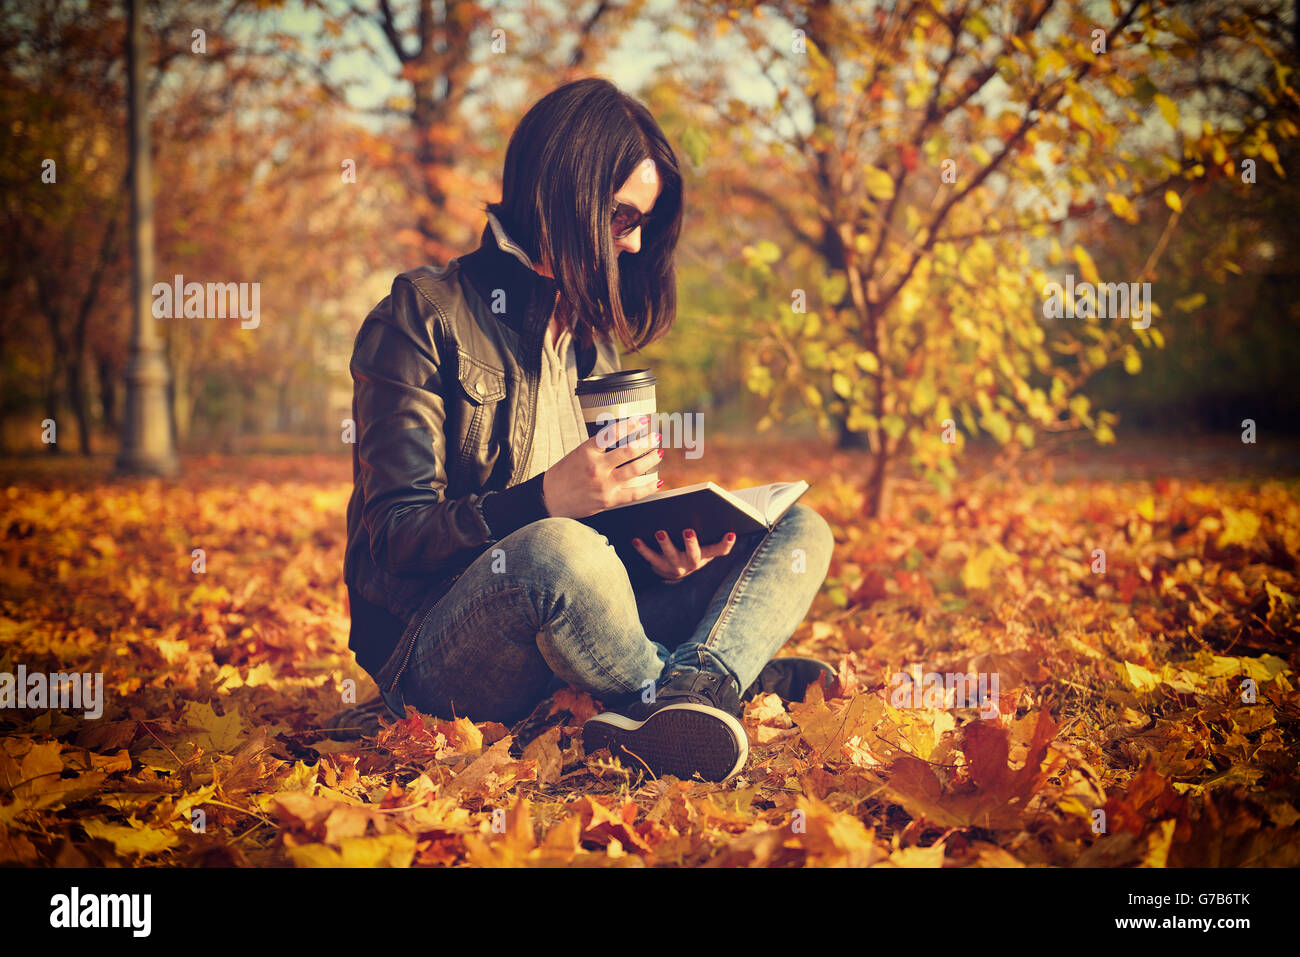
top-left (726, 533), bottom-right (735, 541)
top-left (656, 479), bottom-right (664, 488)
top-left (685, 530), bottom-right (694, 538)
top-left (656, 530), bottom-right (666, 539)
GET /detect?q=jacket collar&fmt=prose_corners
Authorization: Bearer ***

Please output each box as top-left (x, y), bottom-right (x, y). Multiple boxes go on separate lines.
top-left (457, 212), bottom-right (552, 343)
top-left (457, 211), bottom-right (601, 375)
top-left (484, 209), bottom-right (537, 272)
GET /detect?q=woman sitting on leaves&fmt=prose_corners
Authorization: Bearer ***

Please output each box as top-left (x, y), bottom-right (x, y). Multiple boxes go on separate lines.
top-left (332, 77), bottom-right (835, 782)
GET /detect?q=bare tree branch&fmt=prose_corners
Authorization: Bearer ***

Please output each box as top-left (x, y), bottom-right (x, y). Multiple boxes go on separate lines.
top-left (875, 0), bottom-right (1144, 313)
top-left (569, 0), bottom-right (615, 68)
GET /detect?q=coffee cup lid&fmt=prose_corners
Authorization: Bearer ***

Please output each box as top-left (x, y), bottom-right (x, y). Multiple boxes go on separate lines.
top-left (575, 369), bottom-right (657, 395)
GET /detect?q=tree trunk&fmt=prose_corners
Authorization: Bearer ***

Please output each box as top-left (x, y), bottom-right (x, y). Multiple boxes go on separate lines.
top-left (166, 375), bottom-right (180, 453)
top-left (65, 352), bottom-right (93, 455)
top-left (39, 292), bottom-right (69, 455)
top-left (835, 416), bottom-right (872, 449)
top-left (43, 356), bottom-right (63, 455)
top-left (96, 351), bottom-right (118, 432)
top-left (162, 323), bottom-right (189, 449)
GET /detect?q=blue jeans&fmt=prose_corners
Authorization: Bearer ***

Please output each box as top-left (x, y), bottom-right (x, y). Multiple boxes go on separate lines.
top-left (378, 503), bottom-right (834, 725)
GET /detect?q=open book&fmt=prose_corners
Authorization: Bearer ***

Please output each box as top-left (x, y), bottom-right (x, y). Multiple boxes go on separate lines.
top-left (578, 480), bottom-right (810, 560)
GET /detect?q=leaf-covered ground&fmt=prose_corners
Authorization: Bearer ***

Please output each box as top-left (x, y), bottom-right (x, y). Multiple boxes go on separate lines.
top-left (1, 438), bottom-right (1297, 866)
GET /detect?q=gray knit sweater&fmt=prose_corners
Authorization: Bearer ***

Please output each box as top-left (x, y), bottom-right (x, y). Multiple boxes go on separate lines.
top-left (523, 318), bottom-right (589, 480)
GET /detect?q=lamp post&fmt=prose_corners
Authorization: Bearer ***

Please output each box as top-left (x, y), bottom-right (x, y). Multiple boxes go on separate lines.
top-left (115, 0), bottom-right (178, 478)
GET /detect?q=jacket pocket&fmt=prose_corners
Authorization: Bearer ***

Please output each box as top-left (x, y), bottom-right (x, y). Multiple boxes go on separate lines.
top-left (457, 351), bottom-right (508, 404)
top-left (456, 351), bottom-right (507, 470)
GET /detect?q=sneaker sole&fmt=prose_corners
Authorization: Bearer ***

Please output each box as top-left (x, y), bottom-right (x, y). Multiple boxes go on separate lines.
top-left (583, 703), bottom-right (749, 782)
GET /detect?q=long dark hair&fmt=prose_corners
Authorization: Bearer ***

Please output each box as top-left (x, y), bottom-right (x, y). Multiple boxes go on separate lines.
top-left (485, 77), bottom-right (682, 353)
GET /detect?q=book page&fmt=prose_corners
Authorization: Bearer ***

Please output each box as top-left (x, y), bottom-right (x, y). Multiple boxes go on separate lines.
top-left (730, 484), bottom-right (772, 515)
top-left (729, 482), bottom-right (807, 522)
top-left (764, 481), bottom-right (809, 522)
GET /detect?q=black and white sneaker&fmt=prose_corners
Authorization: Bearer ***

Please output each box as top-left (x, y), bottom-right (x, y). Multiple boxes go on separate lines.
top-left (323, 693), bottom-right (398, 740)
top-left (740, 656), bottom-right (836, 703)
top-left (582, 669), bottom-right (749, 782)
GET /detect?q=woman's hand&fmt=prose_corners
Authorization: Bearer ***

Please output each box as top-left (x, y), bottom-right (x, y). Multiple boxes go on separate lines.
top-left (631, 528), bottom-right (736, 582)
top-left (541, 415), bottom-right (663, 519)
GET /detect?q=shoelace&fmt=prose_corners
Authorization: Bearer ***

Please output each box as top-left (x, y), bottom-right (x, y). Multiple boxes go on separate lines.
top-left (655, 669), bottom-right (737, 709)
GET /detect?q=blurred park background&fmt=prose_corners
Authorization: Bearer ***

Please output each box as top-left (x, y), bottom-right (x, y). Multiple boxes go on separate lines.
top-left (0, 0), bottom-right (1297, 513)
top-left (3, 0), bottom-right (1300, 869)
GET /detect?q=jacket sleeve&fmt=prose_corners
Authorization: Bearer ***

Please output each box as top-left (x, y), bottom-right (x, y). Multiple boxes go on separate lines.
top-left (351, 274), bottom-right (550, 578)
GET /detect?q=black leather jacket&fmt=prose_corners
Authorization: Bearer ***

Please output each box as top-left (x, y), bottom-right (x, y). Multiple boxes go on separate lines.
top-left (344, 217), bottom-right (621, 688)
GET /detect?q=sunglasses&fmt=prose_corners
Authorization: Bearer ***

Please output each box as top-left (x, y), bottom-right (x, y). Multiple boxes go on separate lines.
top-left (611, 201), bottom-right (653, 239)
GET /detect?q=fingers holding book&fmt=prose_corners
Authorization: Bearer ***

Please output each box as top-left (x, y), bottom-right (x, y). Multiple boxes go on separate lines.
top-left (629, 528), bottom-right (737, 582)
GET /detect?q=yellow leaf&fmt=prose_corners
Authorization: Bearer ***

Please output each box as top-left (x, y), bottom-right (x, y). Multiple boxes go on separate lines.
top-left (243, 662), bottom-right (276, 687)
top-left (289, 833), bottom-right (416, 868)
top-left (1240, 654), bottom-right (1289, 684)
top-left (1140, 819), bottom-right (1177, 867)
top-left (863, 165), bottom-right (895, 200)
top-left (1072, 244), bottom-right (1101, 284)
top-left (1158, 666), bottom-right (1204, 695)
top-left (1154, 93), bottom-right (1178, 128)
top-left (961, 546), bottom-right (999, 591)
top-left (171, 783), bottom-right (219, 822)
top-left (791, 691), bottom-right (882, 759)
top-left (436, 716), bottom-right (483, 755)
top-left (1121, 661), bottom-right (1160, 692)
top-left (1124, 346), bottom-right (1142, 375)
top-left (1164, 190), bottom-right (1182, 212)
top-left (890, 707), bottom-right (956, 762)
top-left (790, 795), bottom-right (884, 866)
top-left (1105, 192), bottom-right (1138, 222)
top-left (879, 842), bottom-right (947, 868)
top-left (9, 741), bottom-right (63, 804)
top-left (82, 821), bottom-right (179, 856)
top-left (181, 700), bottom-right (246, 753)
top-left (1216, 507), bottom-right (1260, 548)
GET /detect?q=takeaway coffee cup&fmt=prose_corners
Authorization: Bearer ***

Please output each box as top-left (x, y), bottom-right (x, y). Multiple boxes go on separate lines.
top-left (576, 369), bottom-right (659, 489)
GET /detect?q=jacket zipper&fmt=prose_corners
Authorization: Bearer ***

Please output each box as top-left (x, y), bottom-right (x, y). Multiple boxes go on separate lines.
top-left (519, 389), bottom-right (536, 483)
top-left (386, 569), bottom-right (462, 693)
